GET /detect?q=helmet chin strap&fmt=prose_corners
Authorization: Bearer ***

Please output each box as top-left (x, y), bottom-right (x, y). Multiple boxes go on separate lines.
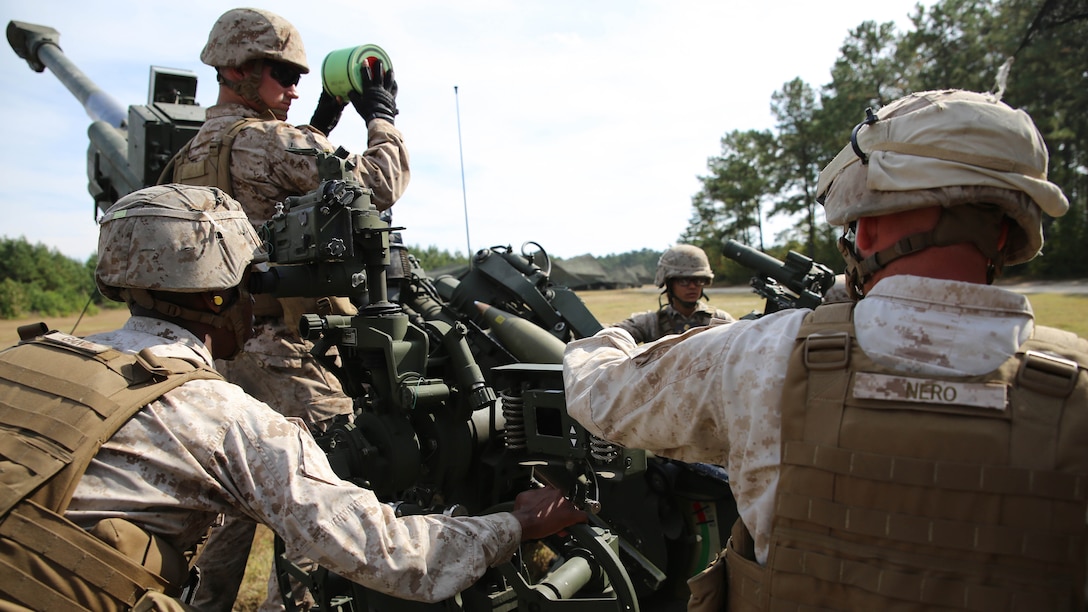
top-left (839, 205), bottom-right (1008, 299)
top-left (221, 59), bottom-right (287, 120)
top-left (122, 288), bottom-right (252, 360)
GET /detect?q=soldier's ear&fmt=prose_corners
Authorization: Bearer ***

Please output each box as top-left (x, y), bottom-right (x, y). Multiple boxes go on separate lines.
top-left (221, 65), bottom-right (248, 82)
top-left (854, 217), bottom-right (877, 254)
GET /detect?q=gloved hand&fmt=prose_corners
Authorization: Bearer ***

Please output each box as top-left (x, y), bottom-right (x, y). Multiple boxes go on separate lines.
top-left (349, 58), bottom-right (398, 125)
top-left (309, 90), bottom-right (347, 136)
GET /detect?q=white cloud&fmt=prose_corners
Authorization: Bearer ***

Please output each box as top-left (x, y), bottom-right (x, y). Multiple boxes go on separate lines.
top-left (1, 0), bottom-right (930, 262)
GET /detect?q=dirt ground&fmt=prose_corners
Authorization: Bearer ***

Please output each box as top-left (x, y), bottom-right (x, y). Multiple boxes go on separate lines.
top-left (0, 307), bottom-right (130, 349)
top-left (4, 283), bottom-right (1084, 348)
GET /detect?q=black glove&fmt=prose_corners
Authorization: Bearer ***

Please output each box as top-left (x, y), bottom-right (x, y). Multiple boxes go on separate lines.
top-left (309, 90), bottom-right (347, 136)
top-left (349, 58), bottom-right (398, 125)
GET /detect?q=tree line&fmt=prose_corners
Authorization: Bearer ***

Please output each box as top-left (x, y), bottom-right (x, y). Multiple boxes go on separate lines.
top-left (0, 234), bottom-right (674, 320)
top-left (0, 237), bottom-right (481, 319)
top-left (0, 237), bottom-right (105, 319)
top-left (681, 0), bottom-right (1087, 281)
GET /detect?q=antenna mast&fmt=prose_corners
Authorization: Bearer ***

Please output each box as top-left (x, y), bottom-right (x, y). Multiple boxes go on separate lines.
top-left (454, 85), bottom-right (472, 257)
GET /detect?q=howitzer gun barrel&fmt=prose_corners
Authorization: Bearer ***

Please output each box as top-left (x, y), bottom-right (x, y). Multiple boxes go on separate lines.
top-left (7, 21), bottom-right (127, 128)
top-left (88, 120), bottom-right (142, 196)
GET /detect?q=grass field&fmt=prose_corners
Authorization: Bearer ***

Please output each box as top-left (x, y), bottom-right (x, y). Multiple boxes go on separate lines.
top-left (3, 286), bottom-right (1085, 347)
top-left (2, 286), bottom-right (1085, 608)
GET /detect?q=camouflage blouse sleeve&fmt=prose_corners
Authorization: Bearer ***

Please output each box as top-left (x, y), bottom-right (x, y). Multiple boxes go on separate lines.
top-left (230, 119), bottom-right (409, 217)
top-left (344, 119), bottom-right (411, 211)
top-left (203, 385), bottom-right (522, 602)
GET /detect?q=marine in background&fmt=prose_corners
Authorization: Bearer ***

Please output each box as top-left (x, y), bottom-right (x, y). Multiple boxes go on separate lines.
top-left (612, 244), bottom-right (734, 343)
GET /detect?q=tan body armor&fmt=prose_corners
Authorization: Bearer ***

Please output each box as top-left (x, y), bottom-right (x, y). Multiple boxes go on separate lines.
top-left (0, 329), bottom-right (222, 611)
top-left (162, 118), bottom-right (258, 194)
top-left (723, 303), bottom-right (1088, 611)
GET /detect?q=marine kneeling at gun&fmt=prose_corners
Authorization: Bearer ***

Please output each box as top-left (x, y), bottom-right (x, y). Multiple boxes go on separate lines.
top-left (0, 183), bottom-right (586, 611)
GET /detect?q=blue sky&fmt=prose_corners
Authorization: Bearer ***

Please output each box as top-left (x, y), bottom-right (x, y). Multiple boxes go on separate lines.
top-left (1, 1), bottom-right (933, 262)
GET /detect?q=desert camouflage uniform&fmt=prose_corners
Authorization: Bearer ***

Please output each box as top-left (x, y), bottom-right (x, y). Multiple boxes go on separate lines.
top-left (183, 103), bottom-right (408, 220)
top-left (179, 102), bottom-right (410, 424)
top-left (175, 104), bottom-right (410, 609)
top-left (564, 275), bottom-right (1057, 564)
top-left (67, 316), bottom-right (521, 603)
top-left (612, 301), bottom-right (734, 344)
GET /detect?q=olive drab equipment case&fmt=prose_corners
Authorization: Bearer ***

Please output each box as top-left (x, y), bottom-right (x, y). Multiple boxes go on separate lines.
top-left (0, 326), bottom-right (222, 611)
top-left (718, 302), bottom-right (1088, 611)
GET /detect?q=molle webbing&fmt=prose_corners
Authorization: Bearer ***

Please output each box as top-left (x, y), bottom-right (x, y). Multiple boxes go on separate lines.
top-left (0, 332), bottom-right (222, 514)
top-left (0, 330), bottom-right (222, 609)
top-left (0, 501), bottom-right (177, 610)
top-left (169, 117), bottom-right (259, 195)
top-left (730, 303), bottom-right (1088, 611)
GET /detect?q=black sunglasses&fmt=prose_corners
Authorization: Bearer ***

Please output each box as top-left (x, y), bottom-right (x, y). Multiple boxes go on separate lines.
top-left (673, 277), bottom-right (709, 287)
top-left (267, 61), bottom-right (302, 88)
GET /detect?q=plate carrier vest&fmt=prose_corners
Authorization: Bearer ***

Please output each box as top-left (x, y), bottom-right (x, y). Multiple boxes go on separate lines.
top-left (718, 302), bottom-right (1088, 611)
top-left (0, 326), bottom-right (222, 611)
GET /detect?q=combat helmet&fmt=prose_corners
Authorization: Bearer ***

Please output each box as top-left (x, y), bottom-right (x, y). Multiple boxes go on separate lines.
top-left (200, 8), bottom-right (309, 73)
top-left (816, 89), bottom-right (1069, 296)
top-left (655, 244), bottom-right (714, 288)
top-left (97, 184), bottom-right (266, 356)
top-left (97, 184), bottom-right (263, 299)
